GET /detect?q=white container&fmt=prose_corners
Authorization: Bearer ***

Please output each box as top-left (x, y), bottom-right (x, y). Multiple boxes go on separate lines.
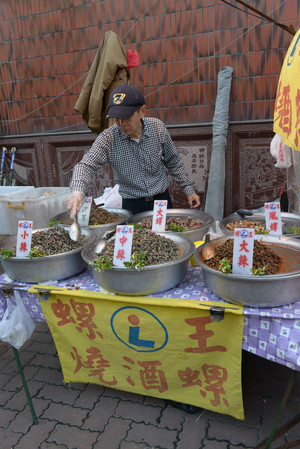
top-left (0, 187), bottom-right (71, 235)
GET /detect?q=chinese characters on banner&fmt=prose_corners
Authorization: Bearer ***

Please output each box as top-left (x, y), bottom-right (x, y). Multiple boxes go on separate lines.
top-left (264, 202), bottom-right (282, 235)
top-left (273, 27), bottom-right (300, 151)
top-left (36, 288), bottom-right (245, 419)
top-left (152, 200), bottom-right (167, 231)
top-left (16, 220), bottom-right (33, 257)
top-left (78, 197), bottom-right (92, 227)
top-left (113, 225), bottom-right (134, 267)
top-left (232, 228), bottom-right (254, 275)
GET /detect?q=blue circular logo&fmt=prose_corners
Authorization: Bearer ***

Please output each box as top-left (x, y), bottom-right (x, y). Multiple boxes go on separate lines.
top-left (111, 306), bottom-right (168, 353)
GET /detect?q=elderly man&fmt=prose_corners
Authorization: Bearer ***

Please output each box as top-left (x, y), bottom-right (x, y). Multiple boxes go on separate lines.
top-left (68, 84), bottom-right (200, 215)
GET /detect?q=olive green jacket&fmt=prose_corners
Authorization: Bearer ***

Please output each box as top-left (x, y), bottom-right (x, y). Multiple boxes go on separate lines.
top-left (74, 31), bottom-right (131, 135)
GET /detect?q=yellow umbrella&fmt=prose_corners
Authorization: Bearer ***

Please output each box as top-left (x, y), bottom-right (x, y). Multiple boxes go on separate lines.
top-left (274, 28), bottom-right (300, 151)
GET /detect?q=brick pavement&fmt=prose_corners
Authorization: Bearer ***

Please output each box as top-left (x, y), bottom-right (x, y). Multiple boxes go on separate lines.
top-left (0, 322), bottom-right (299, 449)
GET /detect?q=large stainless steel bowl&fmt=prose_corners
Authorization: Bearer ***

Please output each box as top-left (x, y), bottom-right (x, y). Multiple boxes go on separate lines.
top-left (193, 235), bottom-right (300, 307)
top-left (82, 233), bottom-right (195, 296)
top-left (53, 208), bottom-right (132, 238)
top-left (130, 209), bottom-right (214, 242)
top-left (0, 227), bottom-right (95, 283)
top-left (220, 211), bottom-right (300, 238)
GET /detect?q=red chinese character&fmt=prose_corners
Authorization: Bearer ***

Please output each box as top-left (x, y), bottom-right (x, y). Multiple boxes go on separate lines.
top-left (202, 364), bottom-right (229, 407)
top-left (19, 242), bottom-right (28, 252)
top-left (123, 356), bottom-right (135, 387)
top-left (21, 231), bottom-right (29, 239)
top-left (274, 82), bottom-right (292, 137)
top-left (270, 222), bottom-right (278, 232)
top-left (184, 316), bottom-right (227, 353)
top-left (156, 208), bottom-right (163, 217)
top-left (138, 360), bottom-right (168, 393)
top-left (294, 89), bottom-right (300, 147)
top-left (269, 211), bottom-right (278, 220)
top-left (51, 298), bottom-right (76, 326)
top-left (19, 222), bottom-right (23, 228)
top-left (119, 235), bottom-right (128, 246)
top-left (238, 254), bottom-right (248, 267)
top-left (70, 299), bottom-right (103, 340)
top-left (239, 240), bottom-right (249, 252)
top-left (71, 346), bottom-right (118, 385)
top-left (116, 248), bottom-right (126, 260)
top-left (155, 216), bottom-right (164, 225)
top-left (178, 367), bottom-right (202, 388)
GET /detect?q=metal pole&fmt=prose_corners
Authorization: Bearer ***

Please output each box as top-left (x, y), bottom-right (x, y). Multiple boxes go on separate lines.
top-left (12, 346), bottom-right (38, 425)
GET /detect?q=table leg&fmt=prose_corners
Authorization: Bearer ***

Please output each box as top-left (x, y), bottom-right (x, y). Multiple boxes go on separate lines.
top-left (12, 347), bottom-right (38, 425)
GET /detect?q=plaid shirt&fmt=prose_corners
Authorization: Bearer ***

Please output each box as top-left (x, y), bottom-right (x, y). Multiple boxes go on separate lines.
top-left (71, 117), bottom-right (195, 199)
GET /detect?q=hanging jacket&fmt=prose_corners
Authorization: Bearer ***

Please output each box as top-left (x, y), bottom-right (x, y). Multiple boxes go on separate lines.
top-left (74, 30), bottom-right (131, 135)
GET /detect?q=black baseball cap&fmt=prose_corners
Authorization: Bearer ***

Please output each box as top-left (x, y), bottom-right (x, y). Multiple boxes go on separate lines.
top-left (107, 84), bottom-right (145, 119)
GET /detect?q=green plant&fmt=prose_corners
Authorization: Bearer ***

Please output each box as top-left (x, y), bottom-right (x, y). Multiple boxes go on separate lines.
top-left (28, 247), bottom-right (45, 259)
top-left (170, 222), bottom-right (187, 232)
top-left (255, 226), bottom-right (270, 234)
top-left (91, 255), bottom-right (112, 271)
top-left (48, 217), bottom-right (59, 227)
top-left (284, 225), bottom-right (300, 234)
top-left (218, 258), bottom-right (232, 273)
top-left (0, 248), bottom-right (13, 259)
top-left (123, 251), bottom-right (148, 271)
top-left (251, 266), bottom-right (268, 276)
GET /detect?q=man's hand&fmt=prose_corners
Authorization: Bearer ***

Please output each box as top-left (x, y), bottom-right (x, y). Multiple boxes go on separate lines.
top-left (67, 191), bottom-right (84, 217)
top-left (187, 193), bottom-right (201, 209)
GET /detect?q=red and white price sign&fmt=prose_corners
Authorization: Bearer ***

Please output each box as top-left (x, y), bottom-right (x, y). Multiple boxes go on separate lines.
top-left (264, 202), bottom-right (282, 235)
top-left (113, 225), bottom-right (134, 267)
top-left (232, 228), bottom-right (254, 275)
top-left (152, 200), bottom-right (168, 231)
top-left (78, 196), bottom-right (92, 227)
top-left (16, 220), bottom-right (33, 258)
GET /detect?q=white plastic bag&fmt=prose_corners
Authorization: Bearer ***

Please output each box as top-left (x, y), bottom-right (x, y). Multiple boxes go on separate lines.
top-left (94, 184), bottom-right (122, 208)
top-left (0, 291), bottom-right (35, 349)
top-left (204, 220), bottom-right (224, 240)
top-left (270, 133), bottom-right (292, 168)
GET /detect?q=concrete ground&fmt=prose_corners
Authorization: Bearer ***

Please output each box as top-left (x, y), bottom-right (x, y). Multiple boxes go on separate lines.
top-left (0, 322), bottom-right (299, 449)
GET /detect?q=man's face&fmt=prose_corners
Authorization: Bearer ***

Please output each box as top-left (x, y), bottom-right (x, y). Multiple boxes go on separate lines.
top-left (114, 106), bottom-right (146, 138)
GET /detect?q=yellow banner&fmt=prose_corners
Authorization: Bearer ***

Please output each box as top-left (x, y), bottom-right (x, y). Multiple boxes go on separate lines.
top-left (274, 28), bottom-right (300, 151)
top-left (31, 286), bottom-right (245, 419)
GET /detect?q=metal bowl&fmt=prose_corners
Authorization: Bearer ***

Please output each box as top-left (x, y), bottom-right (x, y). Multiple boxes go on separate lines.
top-left (130, 209), bottom-right (214, 242)
top-left (82, 233), bottom-right (195, 296)
top-left (0, 227), bottom-right (95, 283)
top-left (193, 235), bottom-right (300, 307)
top-left (220, 211), bottom-right (300, 238)
top-left (53, 208), bottom-right (132, 238)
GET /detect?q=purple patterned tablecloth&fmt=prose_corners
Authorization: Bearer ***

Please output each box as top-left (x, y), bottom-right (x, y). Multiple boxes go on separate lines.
top-left (0, 267), bottom-right (299, 371)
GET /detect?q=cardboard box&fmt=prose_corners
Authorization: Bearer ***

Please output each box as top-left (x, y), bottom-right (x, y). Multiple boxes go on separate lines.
top-left (0, 187), bottom-right (71, 235)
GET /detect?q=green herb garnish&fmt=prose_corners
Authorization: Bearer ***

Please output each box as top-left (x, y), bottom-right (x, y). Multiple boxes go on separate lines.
top-left (218, 258), bottom-right (232, 273)
top-left (28, 247), bottom-right (45, 258)
top-left (48, 217), bottom-right (59, 227)
top-left (255, 226), bottom-right (270, 235)
top-left (0, 249), bottom-right (13, 259)
top-left (91, 255), bottom-right (112, 271)
top-left (123, 251), bottom-right (148, 271)
top-left (170, 222), bottom-right (187, 232)
top-left (284, 226), bottom-right (300, 234)
top-left (251, 266), bottom-right (269, 276)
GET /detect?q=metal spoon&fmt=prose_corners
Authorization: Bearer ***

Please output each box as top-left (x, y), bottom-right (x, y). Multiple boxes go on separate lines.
top-left (95, 229), bottom-right (116, 254)
top-left (69, 213), bottom-right (81, 241)
top-left (201, 233), bottom-right (216, 261)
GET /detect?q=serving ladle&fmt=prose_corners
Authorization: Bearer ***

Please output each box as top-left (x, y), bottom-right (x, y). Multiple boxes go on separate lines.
top-left (201, 233), bottom-right (216, 261)
top-left (69, 213), bottom-right (81, 242)
top-left (95, 229), bottom-right (116, 254)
